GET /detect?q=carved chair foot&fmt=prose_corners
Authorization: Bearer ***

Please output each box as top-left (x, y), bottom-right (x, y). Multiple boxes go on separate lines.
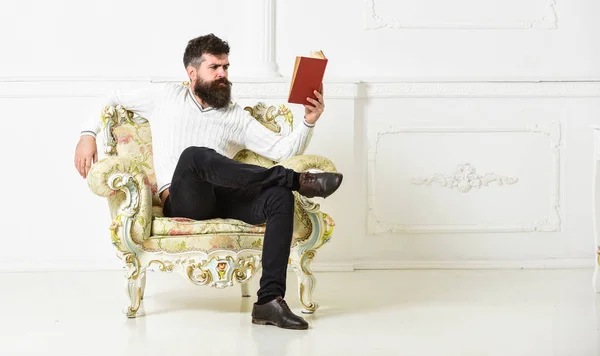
top-left (299, 278), bottom-right (318, 314)
top-left (291, 250), bottom-right (319, 314)
top-left (124, 254), bottom-right (145, 318)
top-left (125, 270), bottom-right (145, 318)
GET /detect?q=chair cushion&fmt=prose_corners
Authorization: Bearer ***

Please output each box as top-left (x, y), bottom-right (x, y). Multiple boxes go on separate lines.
top-left (152, 217), bottom-right (266, 236)
top-left (143, 233), bottom-right (265, 254)
top-left (145, 211), bottom-right (313, 254)
top-left (149, 197), bottom-right (313, 245)
top-left (146, 218), bottom-right (267, 254)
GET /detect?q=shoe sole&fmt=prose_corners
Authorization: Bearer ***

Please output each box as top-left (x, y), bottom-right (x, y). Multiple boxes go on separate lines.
top-left (251, 318), bottom-right (309, 330)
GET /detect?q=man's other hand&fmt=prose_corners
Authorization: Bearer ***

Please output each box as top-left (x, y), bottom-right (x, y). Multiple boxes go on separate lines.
top-left (75, 136), bottom-right (98, 179)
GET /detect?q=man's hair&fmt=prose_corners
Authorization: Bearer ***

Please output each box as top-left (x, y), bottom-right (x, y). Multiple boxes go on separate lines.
top-left (183, 34), bottom-right (230, 68)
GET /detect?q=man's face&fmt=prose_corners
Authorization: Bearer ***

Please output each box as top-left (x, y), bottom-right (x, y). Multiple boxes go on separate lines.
top-left (192, 53), bottom-right (232, 109)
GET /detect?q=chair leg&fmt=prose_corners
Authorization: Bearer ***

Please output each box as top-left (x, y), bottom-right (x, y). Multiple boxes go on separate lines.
top-left (140, 272), bottom-right (147, 300)
top-left (291, 250), bottom-right (318, 314)
top-left (241, 282), bottom-right (251, 298)
top-left (124, 255), bottom-right (145, 318)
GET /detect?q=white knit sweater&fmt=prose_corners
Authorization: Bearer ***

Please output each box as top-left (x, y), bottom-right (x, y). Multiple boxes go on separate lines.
top-left (81, 82), bottom-right (315, 194)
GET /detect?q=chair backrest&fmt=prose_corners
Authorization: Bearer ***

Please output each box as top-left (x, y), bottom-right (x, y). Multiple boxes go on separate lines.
top-left (101, 101), bottom-right (295, 207)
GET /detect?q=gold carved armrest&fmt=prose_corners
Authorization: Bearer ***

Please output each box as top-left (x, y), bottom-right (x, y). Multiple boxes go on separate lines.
top-left (276, 154), bottom-right (338, 173)
top-left (87, 156), bottom-right (152, 252)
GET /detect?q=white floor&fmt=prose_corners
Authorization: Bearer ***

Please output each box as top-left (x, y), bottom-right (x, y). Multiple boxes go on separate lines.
top-left (1, 268), bottom-right (599, 355)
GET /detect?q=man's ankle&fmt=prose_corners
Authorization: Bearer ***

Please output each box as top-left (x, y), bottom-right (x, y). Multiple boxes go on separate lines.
top-left (291, 172), bottom-right (301, 191)
top-left (256, 295), bottom-right (279, 305)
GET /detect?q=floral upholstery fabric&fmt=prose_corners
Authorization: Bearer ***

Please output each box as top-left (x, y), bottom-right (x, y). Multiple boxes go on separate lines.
top-left (153, 217), bottom-right (266, 236)
top-left (275, 154), bottom-right (338, 174)
top-left (111, 121), bottom-right (162, 207)
top-left (152, 211), bottom-right (310, 247)
top-left (233, 149), bottom-right (277, 168)
top-left (87, 103), bottom-right (336, 254)
top-left (142, 234), bottom-right (265, 254)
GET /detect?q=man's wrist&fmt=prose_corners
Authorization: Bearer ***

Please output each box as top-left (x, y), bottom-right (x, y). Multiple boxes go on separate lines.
top-left (80, 131), bottom-right (97, 139)
top-left (303, 116), bottom-right (316, 127)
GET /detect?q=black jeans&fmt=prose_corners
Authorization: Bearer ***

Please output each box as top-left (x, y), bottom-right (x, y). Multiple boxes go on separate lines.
top-left (162, 146), bottom-right (297, 300)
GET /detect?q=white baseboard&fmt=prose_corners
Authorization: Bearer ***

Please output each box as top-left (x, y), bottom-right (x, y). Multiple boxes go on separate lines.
top-left (0, 258), bottom-right (592, 273)
top-left (0, 259), bottom-right (122, 273)
top-left (310, 263), bottom-right (355, 272)
top-left (0, 259), bottom-right (356, 273)
top-left (353, 259), bottom-right (595, 270)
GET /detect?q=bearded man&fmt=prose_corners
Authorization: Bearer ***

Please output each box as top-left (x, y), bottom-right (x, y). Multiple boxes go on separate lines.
top-left (74, 33), bottom-right (343, 330)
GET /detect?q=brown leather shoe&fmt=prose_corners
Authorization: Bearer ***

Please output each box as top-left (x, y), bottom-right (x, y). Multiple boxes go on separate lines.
top-left (298, 172), bottom-right (343, 198)
top-left (251, 297), bottom-right (309, 330)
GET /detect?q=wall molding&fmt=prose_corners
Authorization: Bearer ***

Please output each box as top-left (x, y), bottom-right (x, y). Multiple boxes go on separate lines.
top-left (364, 0), bottom-right (557, 30)
top-left (0, 79), bottom-right (359, 99)
top-left (411, 162), bottom-right (519, 193)
top-left (364, 82), bottom-right (600, 97)
top-left (2, 79), bottom-right (600, 98)
top-left (0, 259), bottom-right (355, 273)
top-left (354, 258), bottom-right (593, 270)
top-left (0, 258), bottom-right (591, 272)
top-left (367, 122), bottom-right (562, 234)
top-left (256, 0), bottom-right (280, 77)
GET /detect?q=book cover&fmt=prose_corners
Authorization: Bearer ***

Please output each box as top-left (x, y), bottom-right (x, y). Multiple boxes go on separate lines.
top-left (287, 51), bottom-right (328, 105)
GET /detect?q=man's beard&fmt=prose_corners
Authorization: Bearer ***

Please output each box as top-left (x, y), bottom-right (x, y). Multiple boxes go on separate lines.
top-left (193, 76), bottom-right (232, 109)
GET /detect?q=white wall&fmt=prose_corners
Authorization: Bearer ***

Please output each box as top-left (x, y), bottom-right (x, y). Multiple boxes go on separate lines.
top-left (276, 0), bottom-right (600, 81)
top-left (1, 0), bottom-right (599, 271)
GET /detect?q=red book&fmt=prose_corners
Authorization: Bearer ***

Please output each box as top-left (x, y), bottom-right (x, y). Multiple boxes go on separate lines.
top-left (287, 50), bottom-right (328, 105)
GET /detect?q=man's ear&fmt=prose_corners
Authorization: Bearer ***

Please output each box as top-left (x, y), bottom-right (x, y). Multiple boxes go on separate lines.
top-left (186, 65), bottom-right (196, 79)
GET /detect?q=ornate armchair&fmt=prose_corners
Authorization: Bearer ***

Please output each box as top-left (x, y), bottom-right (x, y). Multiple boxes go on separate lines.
top-left (86, 99), bottom-right (338, 318)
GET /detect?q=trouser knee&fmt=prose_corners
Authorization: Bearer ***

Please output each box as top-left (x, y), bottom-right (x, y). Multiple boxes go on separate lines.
top-left (180, 146), bottom-right (218, 164)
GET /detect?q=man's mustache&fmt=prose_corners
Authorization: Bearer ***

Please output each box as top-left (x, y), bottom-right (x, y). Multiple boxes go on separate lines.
top-left (212, 78), bottom-right (232, 87)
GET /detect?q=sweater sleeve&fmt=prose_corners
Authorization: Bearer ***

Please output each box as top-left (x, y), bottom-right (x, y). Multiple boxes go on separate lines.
top-left (80, 83), bottom-right (166, 138)
top-left (241, 106), bottom-right (315, 162)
